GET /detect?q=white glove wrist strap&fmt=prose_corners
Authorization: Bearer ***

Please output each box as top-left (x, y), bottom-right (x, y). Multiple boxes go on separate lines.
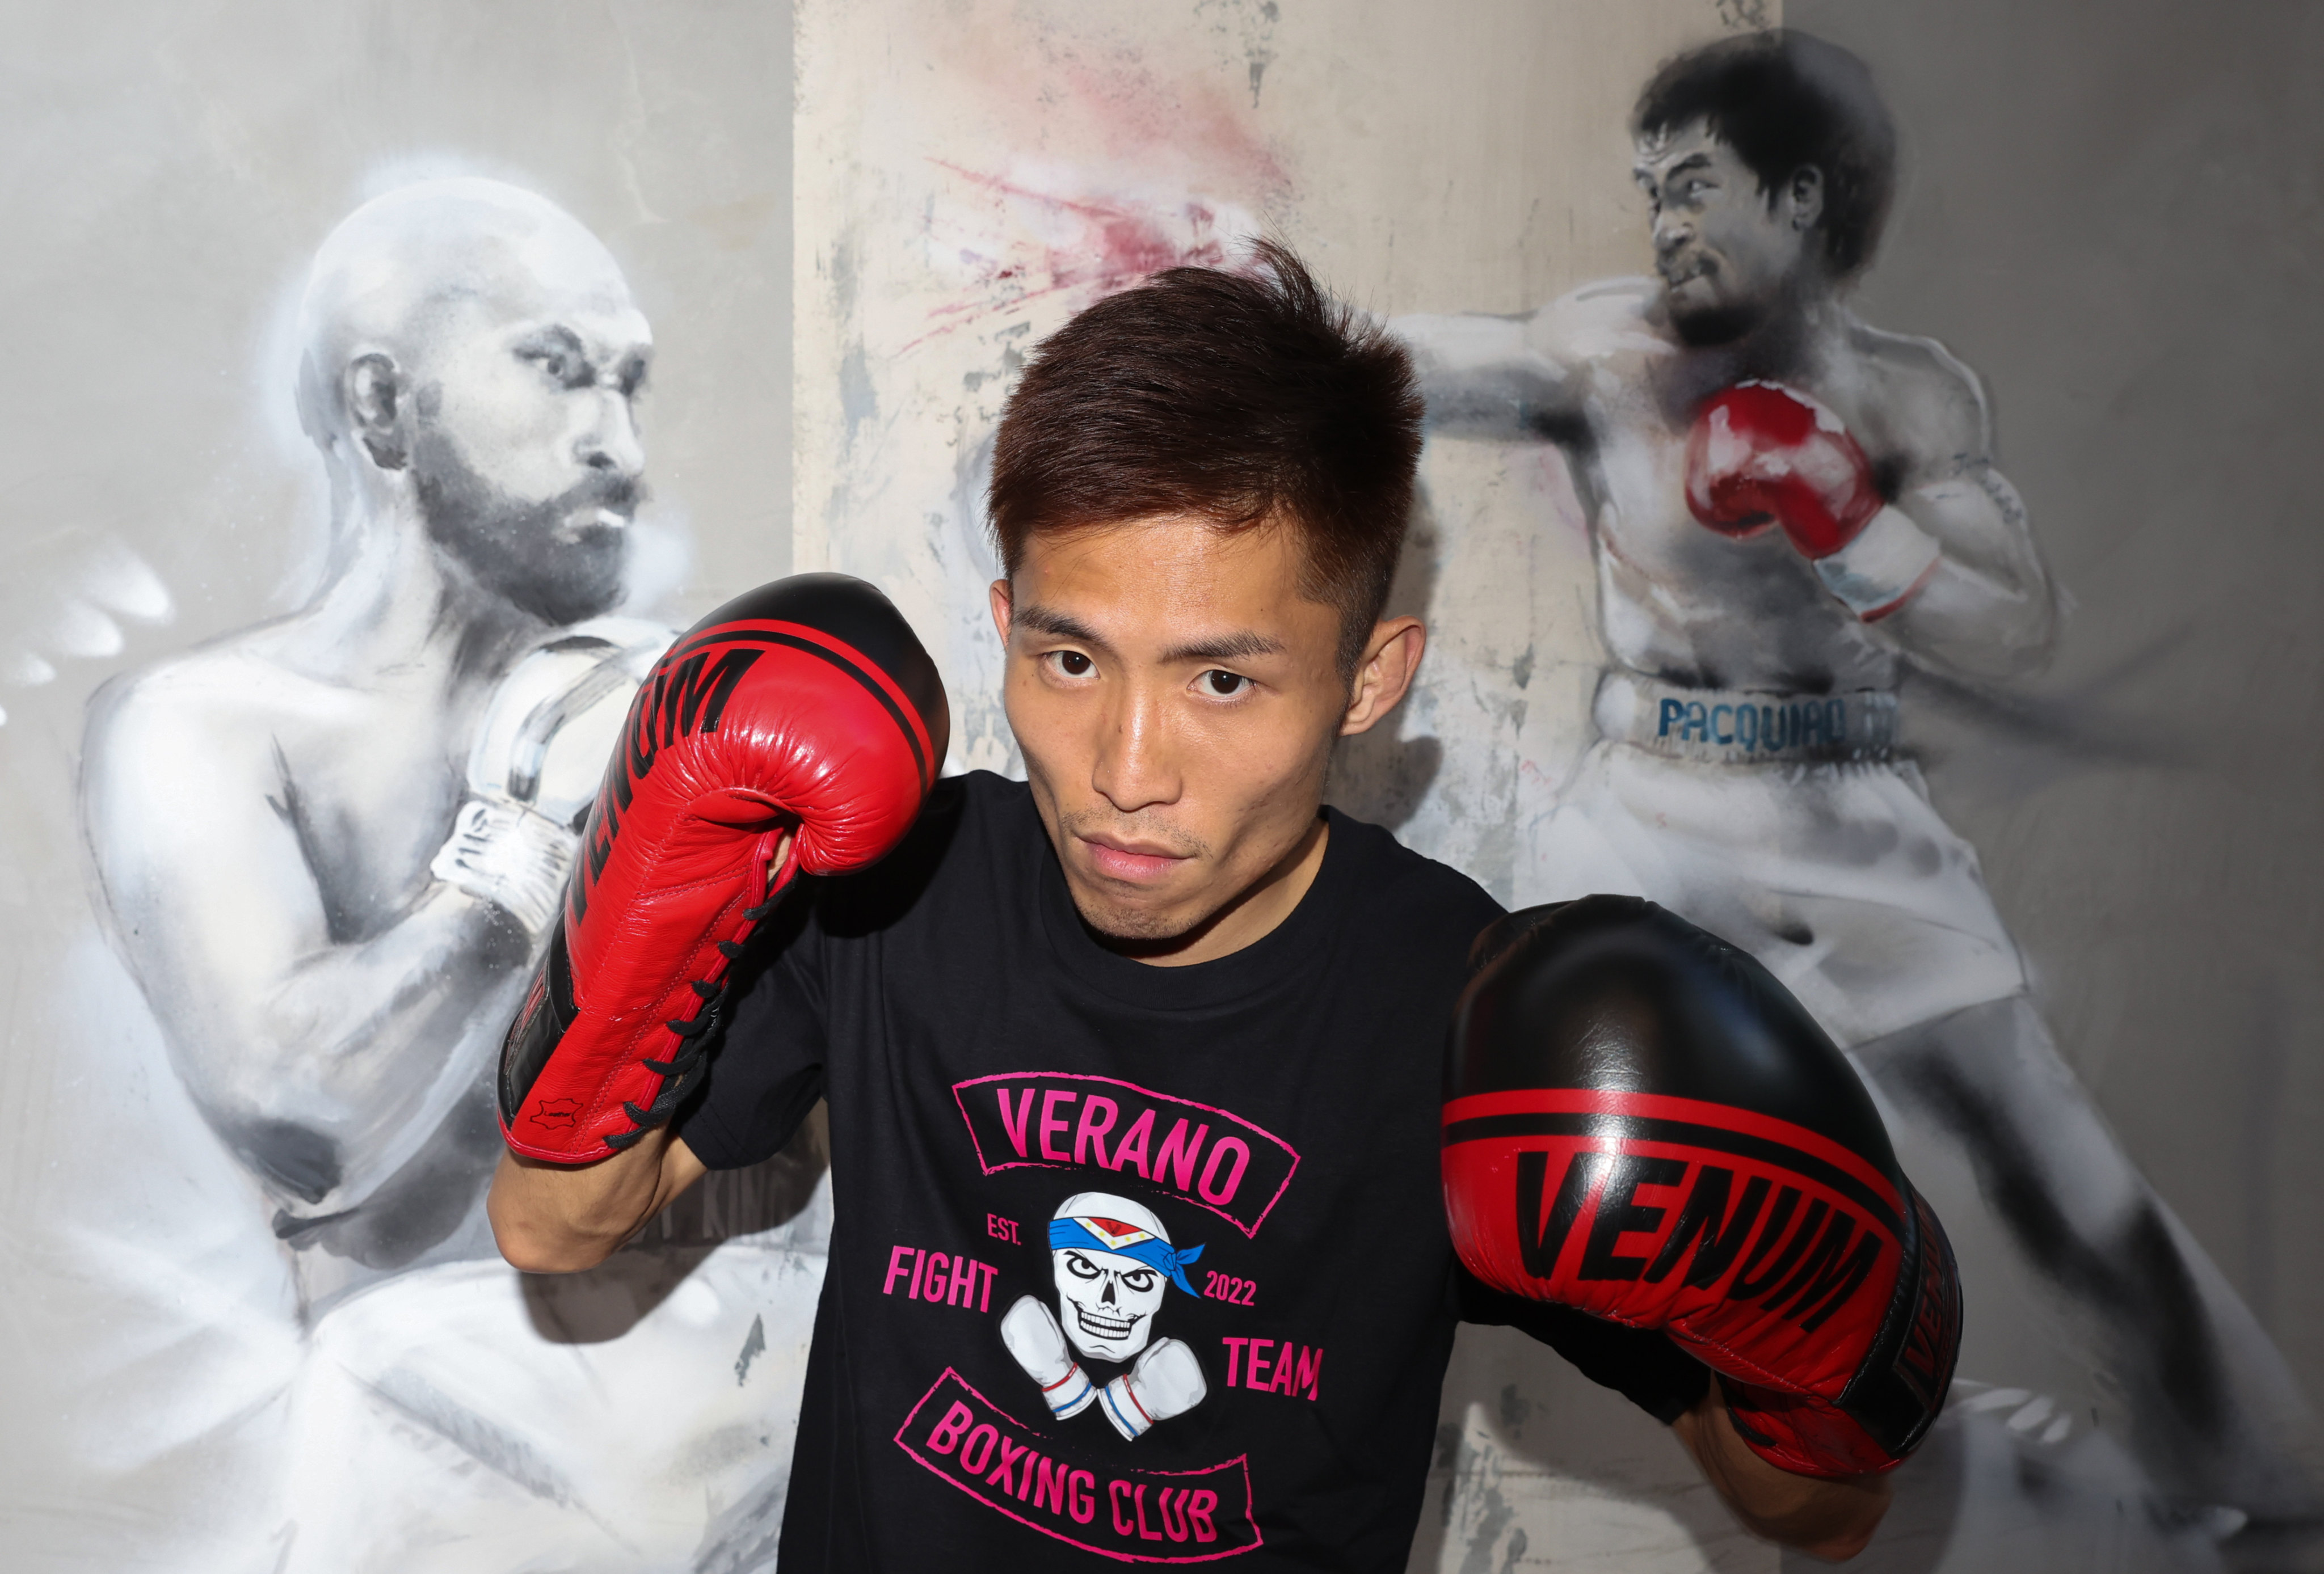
top-left (1814, 505), bottom-right (1942, 621)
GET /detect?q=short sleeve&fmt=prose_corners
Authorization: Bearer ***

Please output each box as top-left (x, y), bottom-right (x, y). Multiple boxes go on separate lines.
top-left (675, 883), bottom-right (831, 1170)
top-left (1458, 1271), bottom-right (1711, 1425)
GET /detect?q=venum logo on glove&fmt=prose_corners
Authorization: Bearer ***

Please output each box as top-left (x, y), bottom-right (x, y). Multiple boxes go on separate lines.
top-left (1443, 896), bottom-right (1963, 1478)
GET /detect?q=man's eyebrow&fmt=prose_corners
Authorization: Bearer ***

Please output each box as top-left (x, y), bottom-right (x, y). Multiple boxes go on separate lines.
top-left (512, 323), bottom-right (590, 357)
top-left (1011, 604), bottom-right (1113, 650)
top-left (1158, 629), bottom-right (1287, 665)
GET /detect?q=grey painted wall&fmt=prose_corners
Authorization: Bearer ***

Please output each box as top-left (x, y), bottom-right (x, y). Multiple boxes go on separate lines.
top-left (1793, 0), bottom-right (2324, 1396)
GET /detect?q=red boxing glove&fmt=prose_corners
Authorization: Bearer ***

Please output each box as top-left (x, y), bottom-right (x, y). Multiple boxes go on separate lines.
top-left (497, 575), bottom-right (948, 1163)
top-left (1685, 381), bottom-right (1942, 621)
top-left (1443, 897), bottom-right (1960, 1479)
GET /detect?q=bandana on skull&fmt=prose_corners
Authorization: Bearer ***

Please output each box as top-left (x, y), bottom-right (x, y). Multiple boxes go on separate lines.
top-left (1047, 1214), bottom-right (1205, 1297)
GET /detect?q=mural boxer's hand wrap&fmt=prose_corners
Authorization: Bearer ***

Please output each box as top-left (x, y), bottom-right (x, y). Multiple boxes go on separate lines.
top-left (431, 797), bottom-right (577, 938)
top-left (1442, 896), bottom-right (1961, 1479)
top-left (495, 574), bottom-right (948, 1163)
top-left (1685, 381), bottom-right (1942, 622)
top-left (433, 621), bottom-right (673, 938)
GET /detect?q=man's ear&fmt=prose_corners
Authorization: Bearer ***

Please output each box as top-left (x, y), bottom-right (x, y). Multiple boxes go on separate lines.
top-left (1785, 164), bottom-right (1826, 233)
top-left (345, 352), bottom-right (409, 471)
top-left (989, 579), bottom-right (1013, 647)
top-left (1340, 617), bottom-right (1426, 737)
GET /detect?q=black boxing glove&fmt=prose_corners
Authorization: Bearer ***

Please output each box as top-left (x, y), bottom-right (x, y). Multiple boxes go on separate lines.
top-left (1442, 896), bottom-right (1960, 1478)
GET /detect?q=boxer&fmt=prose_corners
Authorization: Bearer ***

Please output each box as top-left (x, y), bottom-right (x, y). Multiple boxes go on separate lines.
top-left (1392, 29), bottom-right (2319, 1520)
top-left (492, 243), bottom-right (1913, 1567)
top-left (83, 179), bottom-right (824, 1570)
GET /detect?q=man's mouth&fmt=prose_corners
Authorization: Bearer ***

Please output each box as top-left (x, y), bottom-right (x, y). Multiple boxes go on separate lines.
top-left (562, 503), bottom-right (632, 535)
top-left (1077, 831), bottom-right (1192, 885)
top-left (1660, 254), bottom-right (1714, 289)
top-left (1072, 1303), bottom-right (1136, 1341)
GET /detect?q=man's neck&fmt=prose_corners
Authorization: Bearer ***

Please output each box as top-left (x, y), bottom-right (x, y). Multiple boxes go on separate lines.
top-left (1102, 814), bottom-right (1331, 969)
top-left (283, 492), bottom-right (543, 704)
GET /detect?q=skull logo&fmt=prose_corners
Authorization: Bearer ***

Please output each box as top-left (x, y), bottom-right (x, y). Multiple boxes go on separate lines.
top-left (1050, 1192), bottom-right (1189, 1363)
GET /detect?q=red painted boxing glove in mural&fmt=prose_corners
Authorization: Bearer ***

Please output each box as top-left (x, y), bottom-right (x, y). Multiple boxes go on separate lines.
top-left (1442, 896), bottom-right (1960, 1479)
top-left (497, 575), bottom-right (948, 1163)
top-left (1685, 381), bottom-right (1942, 621)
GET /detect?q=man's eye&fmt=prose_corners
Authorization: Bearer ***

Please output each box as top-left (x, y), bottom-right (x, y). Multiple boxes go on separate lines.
top-left (1066, 1253), bottom-right (1097, 1278)
top-left (1047, 651), bottom-right (1094, 678)
top-left (1199, 669), bottom-right (1249, 698)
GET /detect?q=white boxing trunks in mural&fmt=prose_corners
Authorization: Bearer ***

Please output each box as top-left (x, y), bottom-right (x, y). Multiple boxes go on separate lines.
top-left (1515, 670), bottom-right (2026, 1048)
top-left (276, 1222), bottom-right (827, 1573)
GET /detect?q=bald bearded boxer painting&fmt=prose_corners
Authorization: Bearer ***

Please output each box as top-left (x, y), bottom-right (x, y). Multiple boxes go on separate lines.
top-left (82, 178), bottom-right (824, 1569)
top-left (1394, 30), bottom-right (2321, 1538)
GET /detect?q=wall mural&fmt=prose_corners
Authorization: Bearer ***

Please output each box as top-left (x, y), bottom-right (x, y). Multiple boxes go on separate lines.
top-left (15, 137), bottom-right (818, 1567)
top-left (76, 178), bottom-right (833, 1570)
top-left (1393, 29), bottom-right (2324, 1565)
top-left (7, 2), bottom-right (2318, 1572)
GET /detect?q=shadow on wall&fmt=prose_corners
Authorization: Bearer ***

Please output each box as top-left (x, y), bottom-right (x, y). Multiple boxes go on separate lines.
top-left (1405, 1325), bottom-right (2234, 1574)
top-left (522, 1105), bottom-right (832, 1346)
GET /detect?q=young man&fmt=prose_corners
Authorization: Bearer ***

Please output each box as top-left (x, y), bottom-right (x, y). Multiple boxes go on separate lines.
top-left (489, 246), bottom-right (1904, 1566)
top-left (1393, 31), bottom-right (2319, 1521)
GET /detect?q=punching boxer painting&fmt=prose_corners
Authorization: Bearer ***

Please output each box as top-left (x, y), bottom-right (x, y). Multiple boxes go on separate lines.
top-left (77, 177), bottom-right (829, 1571)
top-left (1395, 27), bottom-right (2322, 1552)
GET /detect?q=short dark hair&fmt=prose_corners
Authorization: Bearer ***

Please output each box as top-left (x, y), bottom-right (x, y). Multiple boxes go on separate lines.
top-left (987, 240), bottom-right (1422, 673)
top-left (1633, 31), bottom-right (1897, 280)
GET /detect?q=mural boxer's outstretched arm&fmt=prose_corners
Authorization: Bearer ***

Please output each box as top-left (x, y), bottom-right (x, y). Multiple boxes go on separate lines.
top-left (1396, 299), bottom-right (1592, 442)
top-left (83, 660), bottom-right (515, 1212)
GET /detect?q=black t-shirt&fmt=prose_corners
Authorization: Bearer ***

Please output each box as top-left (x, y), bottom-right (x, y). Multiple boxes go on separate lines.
top-left (682, 772), bottom-right (1706, 1571)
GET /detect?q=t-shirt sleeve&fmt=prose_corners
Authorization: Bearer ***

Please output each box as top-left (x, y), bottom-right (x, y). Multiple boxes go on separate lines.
top-left (674, 884), bottom-right (831, 1171)
top-left (1457, 1270), bottom-right (1711, 1425)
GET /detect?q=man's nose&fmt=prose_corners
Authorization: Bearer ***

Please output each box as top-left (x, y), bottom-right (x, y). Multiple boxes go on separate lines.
top-left (1101, 1279), bottom-right (1118, 1305)
top-left (1654, 214), bottom-right (1691, 258)
top-left (1089, 682), bottom-right (1181, 816)
top-left (579, 388), bottom-right (644, 481)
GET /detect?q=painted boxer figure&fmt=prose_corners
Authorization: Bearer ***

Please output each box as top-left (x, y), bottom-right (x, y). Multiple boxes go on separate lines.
top-left (85, 178), bottom-right (658, 1298)
top-left (1394, 30), bottom-right (2318, 1524)
top-left (494, 243), bottom-right (1952, 1567)
top-left (83, 179), bottom-right (822, 1569)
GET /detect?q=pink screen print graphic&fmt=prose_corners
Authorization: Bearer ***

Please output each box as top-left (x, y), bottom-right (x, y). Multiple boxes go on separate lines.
top-left (896, 1367), bottom-right (1261, 1562)
top-left (952, 1073), bottom-right (1300, 1237)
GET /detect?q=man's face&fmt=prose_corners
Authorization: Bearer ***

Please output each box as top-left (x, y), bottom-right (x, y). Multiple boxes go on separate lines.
top-left (1053, 1247), bottom-right (1165, 1363)
top-left (1635, 118), bottom-right (1814, 344)
top-left (992, 516), bottom-right (1365, 950)
top-left (408, 260), bottom-right (651, 626)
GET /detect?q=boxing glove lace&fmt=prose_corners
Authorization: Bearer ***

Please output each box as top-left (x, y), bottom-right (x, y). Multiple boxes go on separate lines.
top-left (1443, 896), bottom-right (1960, 1478)
top-left (497, 575), bottom-right (948, 1163)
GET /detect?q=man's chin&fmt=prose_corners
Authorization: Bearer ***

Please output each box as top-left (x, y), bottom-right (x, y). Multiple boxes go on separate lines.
top-left (1669, 296), bottom-right (1763, 347)
top-left (1063, 877), bottom-right (1209, 949)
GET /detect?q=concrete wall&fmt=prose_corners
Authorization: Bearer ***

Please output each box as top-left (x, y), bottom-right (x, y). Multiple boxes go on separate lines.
top-left (1796, 0), bottom-right (2324, 1403)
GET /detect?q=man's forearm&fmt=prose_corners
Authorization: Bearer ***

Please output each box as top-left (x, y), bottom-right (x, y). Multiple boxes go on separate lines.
top-left (1389, 311), bottom-right (1579, 440)
top-left (1882, 470), bottom-right (2058, 680)
top-left (1673, 1386), bottom-right (1892, 1561)
top-left (487, 1128), bottom-right (706, 1273)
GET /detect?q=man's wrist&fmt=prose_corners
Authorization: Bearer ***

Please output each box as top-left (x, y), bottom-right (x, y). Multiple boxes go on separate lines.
top-left (1813, 504), bottom-right (1943, 621)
